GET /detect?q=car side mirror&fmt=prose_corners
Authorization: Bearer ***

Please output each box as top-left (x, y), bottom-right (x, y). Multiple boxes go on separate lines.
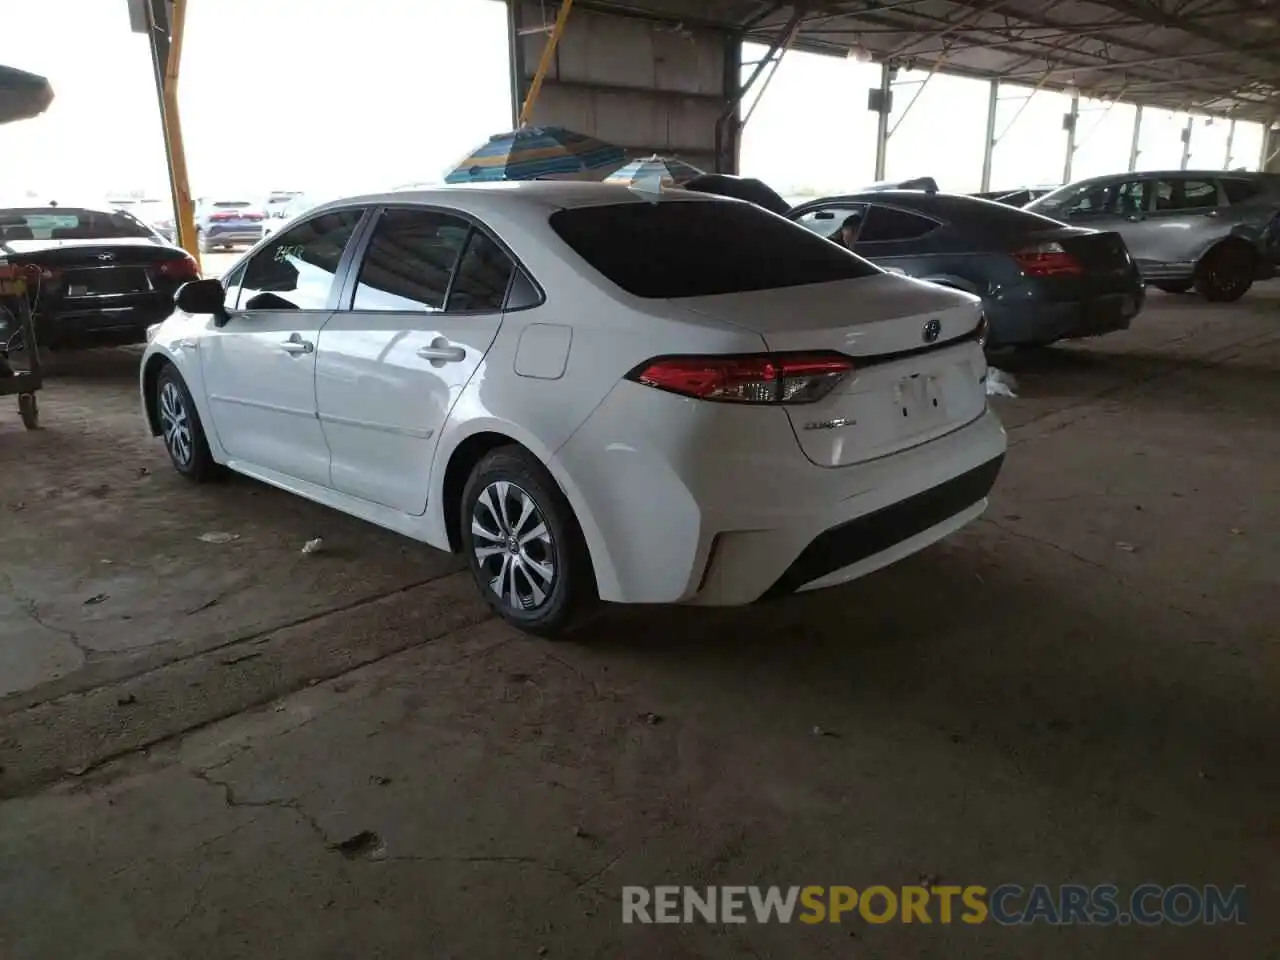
top-left (814, 211), bottom-right (835, 221)
top-left (175, 278), bottom-right (229, 324)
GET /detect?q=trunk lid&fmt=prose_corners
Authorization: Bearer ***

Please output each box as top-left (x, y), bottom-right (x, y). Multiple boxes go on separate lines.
top-left (1, 238), bottom-right (193, 298)
top-left (1, 236), bottom-right (179, 265)
top-left (676, 274), bottom-right (989, 467)
top-left (1013, 226), bottom-right (1141, 300)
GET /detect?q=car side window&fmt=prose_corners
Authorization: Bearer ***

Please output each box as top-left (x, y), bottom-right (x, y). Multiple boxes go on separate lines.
top-left (1062, 181), bottom-right (1146, 217)
top-left (352, 208), bottom-right (471, 312)
top-left (446, 230), bottom-right (517, 313)
top-left (793, 205), bottom-right (867, 243)
top-left (857, 205), bottom-right (940, 243)
top-left (239, 209), bottom-right (363, 311)
top-left (1221, 178), bottom-right (1261, 205)
top-left (1179, 180), bottom-right (1219, 210)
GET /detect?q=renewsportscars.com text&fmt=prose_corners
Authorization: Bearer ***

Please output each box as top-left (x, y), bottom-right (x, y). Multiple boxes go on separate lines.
top-left (622, 884), bottom-right (1247, 926)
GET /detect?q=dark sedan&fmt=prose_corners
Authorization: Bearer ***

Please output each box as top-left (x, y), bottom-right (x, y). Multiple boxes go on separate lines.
top-left (788, 192), bottom-right (1145, 348)
top-left (0, 206), bottom-right (199, 352)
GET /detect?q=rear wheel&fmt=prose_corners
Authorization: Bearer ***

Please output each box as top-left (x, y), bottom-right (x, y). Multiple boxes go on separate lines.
top-left (1152, 280), bottom-right (1193, 294)
top-left (1194, 244), bottom-right (1255, 302)
top-left (460, 447), bottom-right (594, 636)
top-left (18, 393), bottom-right (38, 430)
top-left (155, 365), bottom-right (217, 481)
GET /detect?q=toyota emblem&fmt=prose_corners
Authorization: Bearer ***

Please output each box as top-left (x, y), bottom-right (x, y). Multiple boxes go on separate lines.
top-left (96, 253), bottom-right (115, 262)
top-left (922, 317), bottom-right (942, 343)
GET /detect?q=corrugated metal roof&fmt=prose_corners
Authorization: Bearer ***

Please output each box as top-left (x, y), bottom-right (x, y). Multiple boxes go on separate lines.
top-left (573, 0), bottom-right (1280, 121)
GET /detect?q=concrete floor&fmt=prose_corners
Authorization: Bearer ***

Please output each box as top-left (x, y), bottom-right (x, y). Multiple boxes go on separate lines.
top-left (0, 286), bottom-right (1276, 958)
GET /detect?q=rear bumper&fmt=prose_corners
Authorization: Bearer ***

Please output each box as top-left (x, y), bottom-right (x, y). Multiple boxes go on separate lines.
top-left (986, 286), bottom-right (1144, 346)
top-left (10, 299), bottom-right (174, 348)
top-left (202, 226), bottom-right (262, 244)
top-left (553, 376), bottom-right (1007, 606)
top-left (759, 455), bottom-right (1003, 599)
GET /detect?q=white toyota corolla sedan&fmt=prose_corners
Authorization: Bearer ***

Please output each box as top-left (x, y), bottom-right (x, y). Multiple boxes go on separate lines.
top-left (140, 182), bottom-right (1006, 634)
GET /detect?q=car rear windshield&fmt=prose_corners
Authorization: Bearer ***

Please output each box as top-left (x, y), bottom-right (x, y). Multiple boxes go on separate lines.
top-left (548, 199), bottom-right (880, 299)
top-left (0, 208), bottom-right (154, 242)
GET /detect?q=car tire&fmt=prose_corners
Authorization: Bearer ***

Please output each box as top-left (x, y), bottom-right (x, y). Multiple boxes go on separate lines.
top-left (155, 364), bottom-right (217, 482)
top-left (1152, 280), bottom-right (1193, 294)
top-left (1194, 243), bottom-right (1255, 302)
top-left (460, 446), bottom-right (595, 637)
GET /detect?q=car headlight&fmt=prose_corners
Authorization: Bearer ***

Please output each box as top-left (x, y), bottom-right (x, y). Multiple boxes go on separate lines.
top-left (145, 322), bottom-right (161, 343)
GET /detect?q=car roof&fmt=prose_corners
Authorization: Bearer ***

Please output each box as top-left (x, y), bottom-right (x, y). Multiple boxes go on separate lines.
top-left (312, 180), bottom-right (720, 219)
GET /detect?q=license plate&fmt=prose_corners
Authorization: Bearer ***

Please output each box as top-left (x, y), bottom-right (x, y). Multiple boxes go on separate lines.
top-left (66, 269), bottom-right (147, 296)
top-left (894, 373), bottom-right (947, 432)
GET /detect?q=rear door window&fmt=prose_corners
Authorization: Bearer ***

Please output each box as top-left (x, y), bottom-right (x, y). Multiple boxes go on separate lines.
top-left (858, 205), bottom-right (940, 243)
top-left (1153, 178), bottom-right (1220, 212)
top-left (352, 208), bottom-right (472, 313)
top-left (446, 230), bottom-right (517, 313)
top-left (549, 199), bottom-right (880, 299)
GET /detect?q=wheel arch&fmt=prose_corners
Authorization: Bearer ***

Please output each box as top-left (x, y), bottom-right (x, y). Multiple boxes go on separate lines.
top-left (1195, 233), bottom-right (1258, 273)
top-left (141, 353), bottom-right (173, 436)
top-left (433, 421), bottom-right (620, 599)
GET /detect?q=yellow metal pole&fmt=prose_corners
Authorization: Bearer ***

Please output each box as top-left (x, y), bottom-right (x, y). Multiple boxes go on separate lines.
top-left (518, 0), bottom-right (573, 127)
top-left (161, 0), bottom-right (199, 268)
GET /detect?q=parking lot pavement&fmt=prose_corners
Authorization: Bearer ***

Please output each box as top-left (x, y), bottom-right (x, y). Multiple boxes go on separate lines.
top-left (1, 286), bottom-right (1277, 958)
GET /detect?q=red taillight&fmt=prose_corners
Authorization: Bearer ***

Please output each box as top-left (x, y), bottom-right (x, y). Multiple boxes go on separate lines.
top-left (244, 212), bottom-right (263, 221)
top-left (158, 256), bottom-right (199, 281)
top-left (209, 211), bottom-right (238, 221)
top-left (1013, 242), bottom-right (1082, 277)
top-left (626, 353), bottom-right (853, 404)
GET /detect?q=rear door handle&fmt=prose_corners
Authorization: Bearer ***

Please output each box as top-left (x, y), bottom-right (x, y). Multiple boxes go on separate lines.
top-left (279, 333), bottom-right (314, 355)
top-left (417, 338), bottom-right (465, 364)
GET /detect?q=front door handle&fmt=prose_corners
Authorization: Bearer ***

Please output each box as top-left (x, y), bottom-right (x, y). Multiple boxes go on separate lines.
top-left (279, 333), bottom-right (314, 355)
top-left (417, 337), bottom-right (465, 364)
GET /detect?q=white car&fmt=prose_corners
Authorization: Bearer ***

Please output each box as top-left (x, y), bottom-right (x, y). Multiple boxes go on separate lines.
top-left (139, 182), bottom-right (1006, 634)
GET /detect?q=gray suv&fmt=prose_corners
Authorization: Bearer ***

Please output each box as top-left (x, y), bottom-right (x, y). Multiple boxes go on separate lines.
top-left (1027, 171), bottom-right (1280, 301)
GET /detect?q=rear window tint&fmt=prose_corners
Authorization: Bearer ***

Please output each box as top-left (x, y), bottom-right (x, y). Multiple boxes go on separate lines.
top-left (1221, 178), bottom-right (1262, 204)
top-left (548, 199), bottom-right (879, 299)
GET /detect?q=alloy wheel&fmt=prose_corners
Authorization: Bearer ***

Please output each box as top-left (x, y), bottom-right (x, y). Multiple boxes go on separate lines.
top-left (159, 380), bottom-right (193, 467)
top-left (471, 480), bottom-right (557, 612)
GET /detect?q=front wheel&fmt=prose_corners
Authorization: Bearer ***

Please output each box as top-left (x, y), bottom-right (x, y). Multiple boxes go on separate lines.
top-left (1195, 244), bottom-right (1255, 302)
top-left (460, 447), bottom-right (594, 636)
top-left (155, 365), bottom-right (217, 481)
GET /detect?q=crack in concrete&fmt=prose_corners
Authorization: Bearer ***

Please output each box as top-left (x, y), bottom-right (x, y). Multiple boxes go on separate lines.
top-left (189, 768), bottom-right (331, 848)
top-left (0, 570), bottom-right (94, 660)
top-left (981, 518), bottom-right (1210, 625)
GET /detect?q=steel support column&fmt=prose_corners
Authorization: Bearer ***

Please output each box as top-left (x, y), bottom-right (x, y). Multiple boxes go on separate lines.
top-left (715, 34), bottom-right (743, 174)
top-left (506, 0), bottom-right (527, 128)
top-left (135, 0), bottom-right (196, 263)
top-left (1128, 105), bottom-right (1143, 171)
top-left (979, 79), bottom-right (998, 191)
top-left (519, 0), bottom-right (574, 127)
top-left (1180, 115), bottom-right (1194, 170)
top-left (1223, 118), bottom-right (1236, 168)
top-left (1264, 125), bottom-right (1280, 172)
top-left (872, 61), bottom-right (892, 181)
top-left (1062, 95), bottom-right (1079, 185)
